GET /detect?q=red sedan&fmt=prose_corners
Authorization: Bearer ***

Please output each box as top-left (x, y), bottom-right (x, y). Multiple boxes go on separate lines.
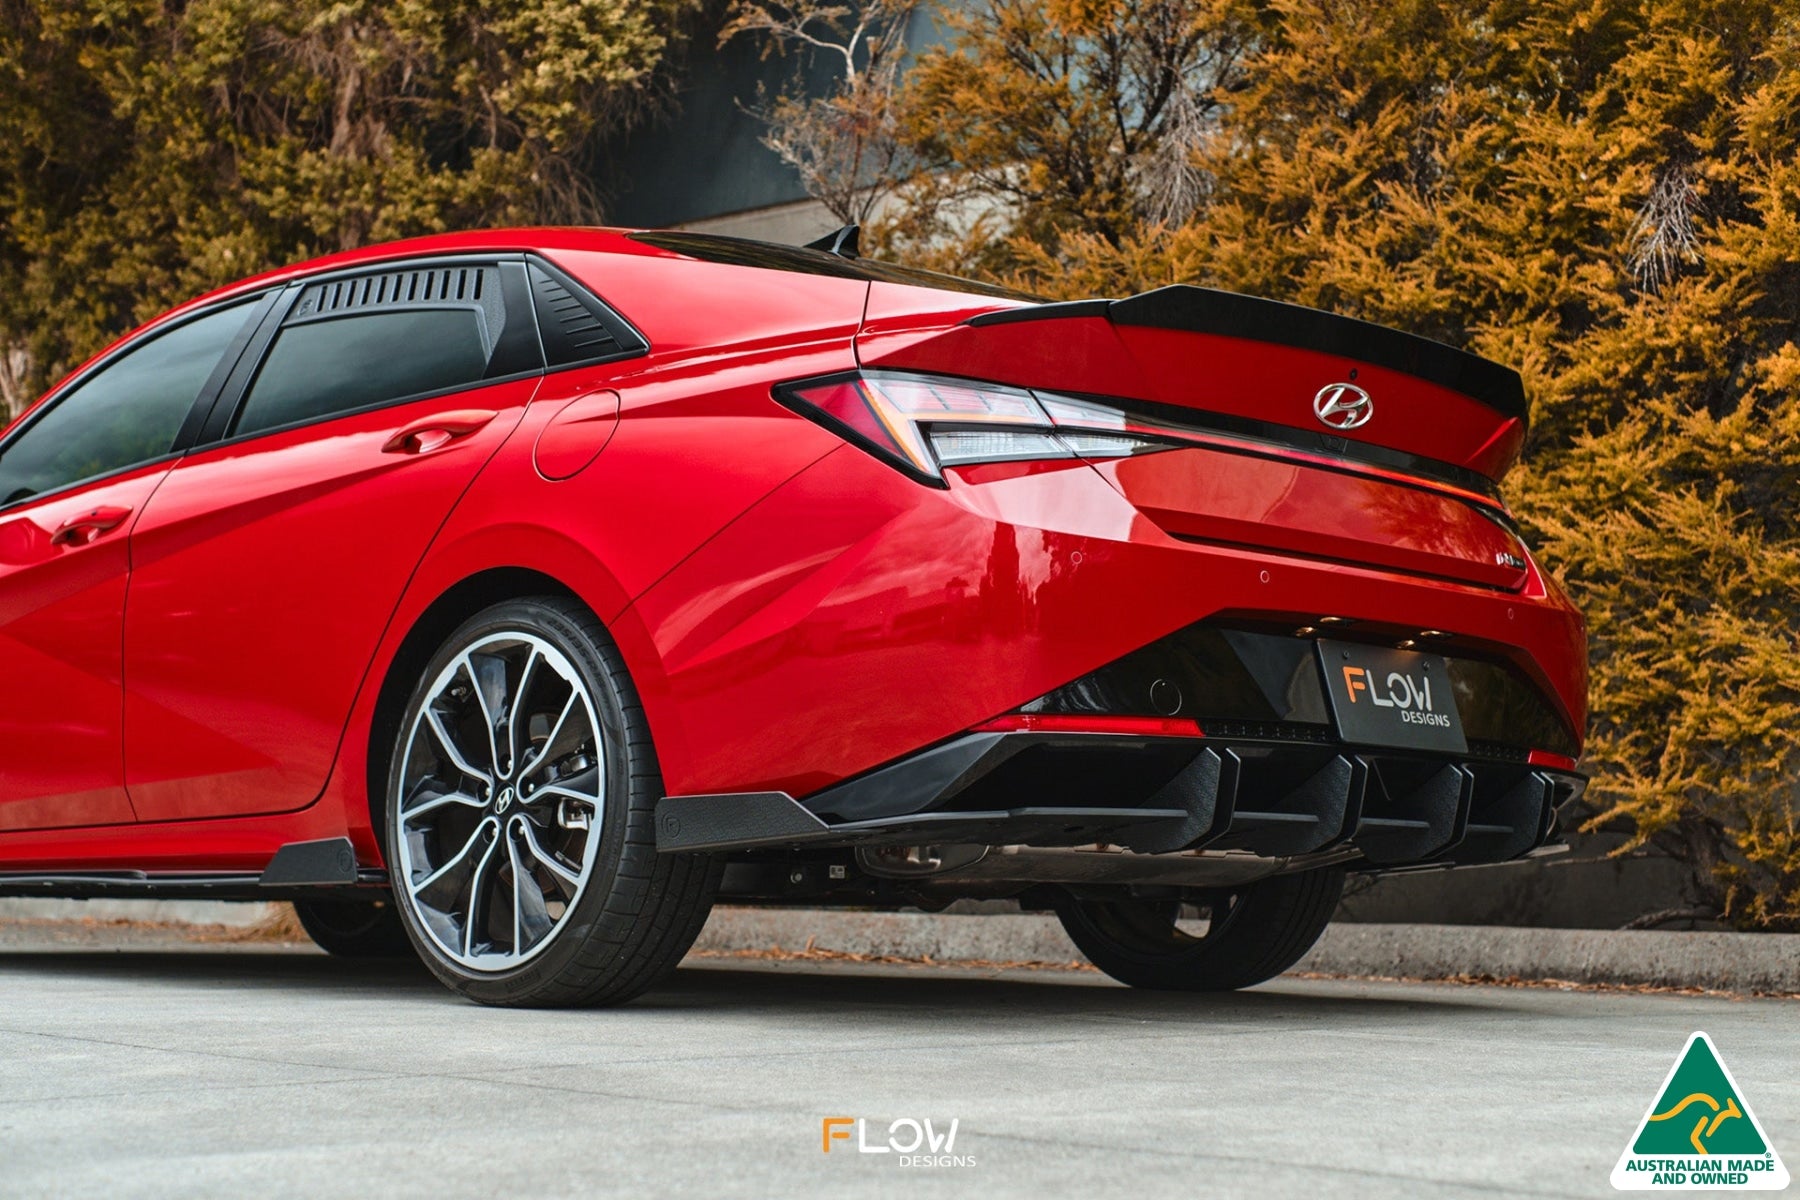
top-left (0, 228), bottom-right (1585, 1005)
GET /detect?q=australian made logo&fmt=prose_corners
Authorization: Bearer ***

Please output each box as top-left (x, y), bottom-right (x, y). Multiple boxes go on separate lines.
top-left (1613, 1032), bottom-right (1789, 1190)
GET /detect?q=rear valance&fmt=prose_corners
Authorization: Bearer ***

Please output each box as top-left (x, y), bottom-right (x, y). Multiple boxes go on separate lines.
top-left (965, 285), bottom-right (1527, 428)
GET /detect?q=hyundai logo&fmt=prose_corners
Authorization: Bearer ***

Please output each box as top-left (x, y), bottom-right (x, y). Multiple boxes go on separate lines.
top-left (1313, 382), bottom-right (1373, 430)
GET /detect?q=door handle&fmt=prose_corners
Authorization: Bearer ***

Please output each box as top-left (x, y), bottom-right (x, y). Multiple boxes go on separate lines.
top-left (51, 505), bottom-right (133, 547)
top-left (381, 409), bottom-right (498, 455)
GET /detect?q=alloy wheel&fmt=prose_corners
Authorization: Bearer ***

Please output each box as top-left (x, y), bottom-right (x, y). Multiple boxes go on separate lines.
top-left (393, 631), bottom-right (604, 971)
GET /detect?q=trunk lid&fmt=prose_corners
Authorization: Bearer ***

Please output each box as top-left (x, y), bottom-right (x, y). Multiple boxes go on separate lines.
top-left (856, 282), bottom-right (1534, 591)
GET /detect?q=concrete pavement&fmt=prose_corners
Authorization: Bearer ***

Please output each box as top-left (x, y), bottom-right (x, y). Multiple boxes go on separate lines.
top-left (0, 926), bottom-right (1794, 1198)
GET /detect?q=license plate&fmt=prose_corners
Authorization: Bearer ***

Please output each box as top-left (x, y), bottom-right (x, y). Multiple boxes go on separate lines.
top-left (1316, 640), bottom-right (1468, 753)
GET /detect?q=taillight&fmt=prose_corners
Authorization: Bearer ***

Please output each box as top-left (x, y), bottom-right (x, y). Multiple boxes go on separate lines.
top-left (773, 371), bottom-right (1172, 485)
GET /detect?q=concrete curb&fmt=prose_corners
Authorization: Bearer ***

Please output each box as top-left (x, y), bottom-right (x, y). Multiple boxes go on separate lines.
top-left (693, 908), bottom-right (1087, 966)
top-left (1298, 922), bottom-right (1800, 994)
top-left (8, 899), bottom-right (1796, 993)
top-left (691, 908), bottom-right (1800, 994)
top-left (0, 898), bottom-right (278, 928)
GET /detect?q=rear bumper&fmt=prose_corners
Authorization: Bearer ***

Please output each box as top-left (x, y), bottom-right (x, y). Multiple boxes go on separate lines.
top-left (630, 441), bottom-right (1587, 801)
top-left (657, 726), bottom-right (1584, 871)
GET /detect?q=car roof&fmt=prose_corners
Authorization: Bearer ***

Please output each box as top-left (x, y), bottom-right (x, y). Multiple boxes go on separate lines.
top-left (170, 227), bottom-right (659, 317)
top-left (26, 230), bottom-right (671, 406)
top-left (29, 227), bottom-right (1030, 418)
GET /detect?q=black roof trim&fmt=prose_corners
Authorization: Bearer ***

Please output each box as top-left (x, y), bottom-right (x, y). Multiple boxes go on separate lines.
top-left (625, 230), bottom-right (1041, 301)
top-left (966, 285), bottom-right (1527, 425)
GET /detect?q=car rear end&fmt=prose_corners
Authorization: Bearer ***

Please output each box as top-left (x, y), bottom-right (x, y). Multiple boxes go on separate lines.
top-left (647, 266), bottom-right (1586, 899)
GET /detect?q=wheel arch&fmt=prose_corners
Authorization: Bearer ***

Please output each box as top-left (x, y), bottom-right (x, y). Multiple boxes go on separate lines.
top-left (365, 568), bottom-right (578, 850)
top-left (360, 561), bottom-right (674, 858)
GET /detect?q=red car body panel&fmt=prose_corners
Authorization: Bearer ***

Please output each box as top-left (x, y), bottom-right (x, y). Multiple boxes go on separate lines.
top-left (630, 445), bottom-right (1584, 801)
top-left (0, 463), bottom-right (168, 831)
top-left (1087, 451), bottom-right (1531, 591)
top-left (122, 375), bottom-right (538, 822)
top-left (0, 228), bottom-right (1587, 877)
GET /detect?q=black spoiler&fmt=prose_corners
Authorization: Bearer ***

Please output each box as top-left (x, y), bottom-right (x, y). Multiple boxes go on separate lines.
top-left (965, 285), bottom-right (1527, 426)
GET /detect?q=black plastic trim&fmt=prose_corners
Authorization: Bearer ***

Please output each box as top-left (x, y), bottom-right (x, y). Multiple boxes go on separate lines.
top-left (492, 261), bottom-right (544, 377)
top-left (1022, 620), bottom-right (1581, 758)
top-left (656, 793), bottom-right (1186, 855)
top-left (171, 290), bottom-right (285, 454)
top-left (0, 868), bottom-right (388, 902)
top-left (658, 793), bottom-right (830, 851)
top-left (259, 836), bottom-right (360, 886)
top-left (967, 284), bottom-right (1528, 425)
top-left (196, 283), bottom-right (302, 445)
top-left (653, 728), bottom-right (1581, 867)
top-left (525, 255), bottom-right (649, 370)
top-left (803, 224), bottom-right (862, 258)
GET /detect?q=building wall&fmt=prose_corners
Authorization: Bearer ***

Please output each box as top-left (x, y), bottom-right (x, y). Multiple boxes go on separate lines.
top-left (599, 27), bottom-right (822, 228)
top-left (601, 6), bottom-right (943, 239)
top-left (679, 197), bottom-right (841, 243)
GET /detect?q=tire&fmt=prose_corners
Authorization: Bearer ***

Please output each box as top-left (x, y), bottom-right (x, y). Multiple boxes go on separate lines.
top-left (292, 898), bottom-right (414, 958)
top-left (382, 595), bottom-right (719, 1007)
top-left (1054, 867), bottom-right (1345, 991)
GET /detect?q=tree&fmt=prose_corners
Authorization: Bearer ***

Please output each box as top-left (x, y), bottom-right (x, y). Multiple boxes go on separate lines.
top-left (0, 0), bottom-right (694, 411)
top-left (883, 0), bottom-right (1800, 928)
top-left (719, 0), bottom-right (920, 226)
top-left (887, 0), bottom-right (1257, 272)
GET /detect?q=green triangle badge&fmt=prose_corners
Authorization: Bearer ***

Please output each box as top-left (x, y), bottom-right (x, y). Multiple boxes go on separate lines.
top-left (1613, 1032), bottom-right (1789, 1190)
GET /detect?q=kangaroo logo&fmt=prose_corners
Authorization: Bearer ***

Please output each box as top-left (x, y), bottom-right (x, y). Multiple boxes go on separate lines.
top-left (1649, 1091), bottom-right (1745, 1156)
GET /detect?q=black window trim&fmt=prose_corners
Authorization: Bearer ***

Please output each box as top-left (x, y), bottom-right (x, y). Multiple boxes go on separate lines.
top-left (0, 289), bottom-right (279, 518)
top-left (0, 247), bottom-right (658, 511)
top-left (201, 254), bottom-right (543, 448)
top-left (194, 251), bottom-right (650, 452)
top-left (193, 282), bottom-right (305, 445)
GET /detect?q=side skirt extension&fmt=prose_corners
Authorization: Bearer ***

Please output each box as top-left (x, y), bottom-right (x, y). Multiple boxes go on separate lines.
top-left (0, 837), bottom-right (388, 901)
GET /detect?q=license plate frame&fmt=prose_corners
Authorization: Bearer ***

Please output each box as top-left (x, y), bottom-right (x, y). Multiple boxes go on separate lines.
top-left (1316, 639), bottom-right (1468, 754)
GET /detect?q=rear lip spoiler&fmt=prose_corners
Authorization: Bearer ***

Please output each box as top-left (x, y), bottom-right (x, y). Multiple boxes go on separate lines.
top-left (965, 285), bottom-right (1528, 427)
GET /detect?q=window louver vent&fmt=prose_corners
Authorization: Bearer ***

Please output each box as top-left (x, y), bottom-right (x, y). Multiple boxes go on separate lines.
top-left (289, 265), bottom-right (506, 339)
top-left (535, 272), bottom-right (615, 354)
top-left (527, 260), bottom-right (646, 368)
top-left (284, 261), bottom-right (517, 377)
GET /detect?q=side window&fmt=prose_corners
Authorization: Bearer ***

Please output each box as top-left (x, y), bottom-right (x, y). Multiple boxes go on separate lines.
top-left (0, 300), bottom-right (256, 507)
top-left (231, 262), bottom-right (538, 438)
